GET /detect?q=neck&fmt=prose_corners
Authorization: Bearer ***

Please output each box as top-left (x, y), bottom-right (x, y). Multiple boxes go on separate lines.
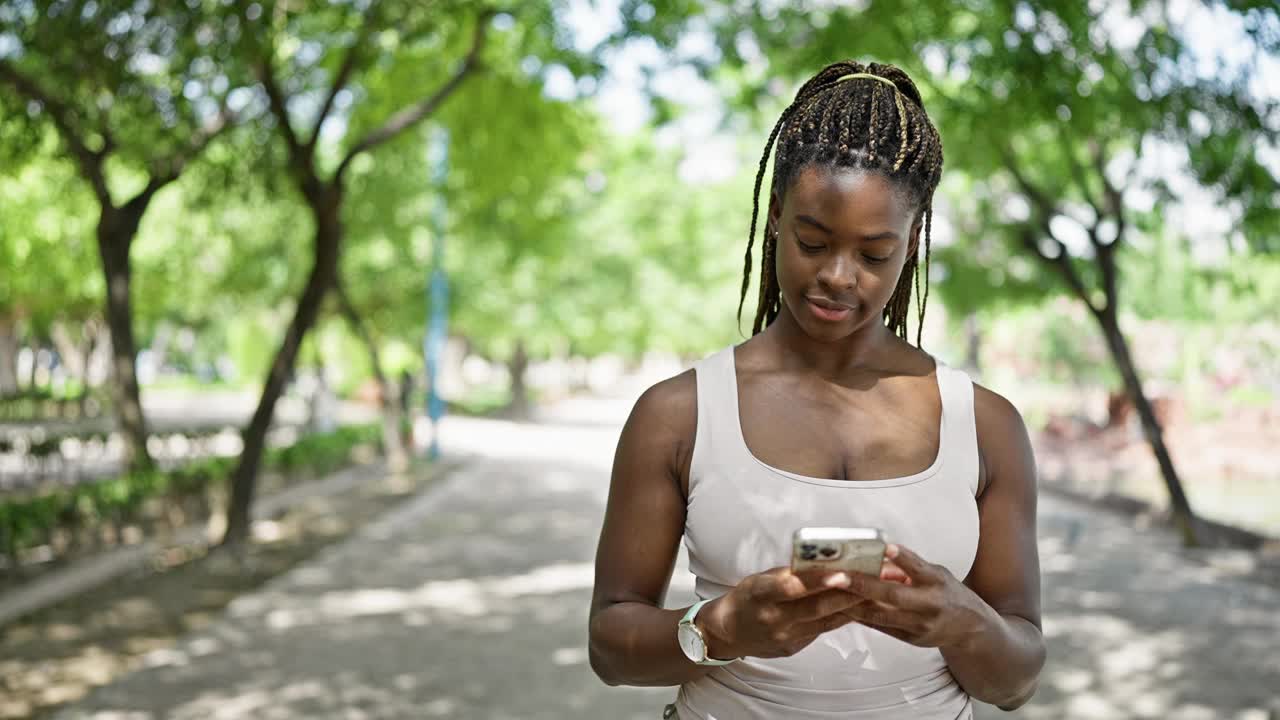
top-left (760, 298), bottom-right (896, 379)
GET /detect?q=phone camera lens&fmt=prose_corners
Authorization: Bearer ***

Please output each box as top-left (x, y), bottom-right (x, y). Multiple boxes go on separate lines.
top-left (801, 544), bottom-right (817, 553)
top-left (819, 546), bottom-right (838, 558)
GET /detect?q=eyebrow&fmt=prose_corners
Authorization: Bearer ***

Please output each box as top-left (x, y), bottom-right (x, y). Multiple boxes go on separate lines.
top-left (794, 214), bottom-right (899, 242)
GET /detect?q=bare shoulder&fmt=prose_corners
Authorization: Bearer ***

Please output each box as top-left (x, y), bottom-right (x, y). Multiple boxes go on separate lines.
top-left (629, 368), bottom-right (697, 440)
top-left (971, 381), bottom-right (1037, 499)
top-left (621, 368), bottom-right (698, 495)
top-left (972, 383), bottom-right (1027, 432)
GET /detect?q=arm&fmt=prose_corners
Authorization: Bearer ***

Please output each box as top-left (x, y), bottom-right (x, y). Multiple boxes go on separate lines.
top-left (940, 385), bottom-right (1045, 709)
top-left (836, 385), bottom-right (1045, 710)
top-left (587, 371), bottom-right (718, 687)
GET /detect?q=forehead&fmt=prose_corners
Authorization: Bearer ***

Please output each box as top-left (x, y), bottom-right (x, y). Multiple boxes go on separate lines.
top-left (784, 166), bottom-right (914, 230)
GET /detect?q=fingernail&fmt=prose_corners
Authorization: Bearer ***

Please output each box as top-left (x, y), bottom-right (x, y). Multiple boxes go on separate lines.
top-left (826, 573), bottom-right (851, 588)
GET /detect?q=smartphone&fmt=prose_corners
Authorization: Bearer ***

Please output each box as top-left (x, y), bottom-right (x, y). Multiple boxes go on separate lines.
top-left (791, 527), bottom-right (887, 576)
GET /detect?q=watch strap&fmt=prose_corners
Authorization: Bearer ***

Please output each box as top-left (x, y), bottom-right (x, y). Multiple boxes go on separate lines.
top-left (680, 598), bottom-right (736, 665)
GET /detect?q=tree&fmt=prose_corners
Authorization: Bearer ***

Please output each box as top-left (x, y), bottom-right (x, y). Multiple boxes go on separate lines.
top-left (617, 0), bottom-right (1279, 544)
top-left (335, 48), bottom-right (602, 423)
top-left (439, 132), bottom-right (749, 414)
top-left (219, 1), bottom-right (506, 546)
top-left (0, 1), bottom-right (243, 468)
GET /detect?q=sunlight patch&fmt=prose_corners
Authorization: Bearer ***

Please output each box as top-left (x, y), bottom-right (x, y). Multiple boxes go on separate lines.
top-left (248, 562), bottom-right (595, 630)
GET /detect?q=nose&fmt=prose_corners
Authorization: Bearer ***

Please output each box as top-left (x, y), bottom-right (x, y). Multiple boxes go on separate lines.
top-left (816, 253), bottom-right (857, 291)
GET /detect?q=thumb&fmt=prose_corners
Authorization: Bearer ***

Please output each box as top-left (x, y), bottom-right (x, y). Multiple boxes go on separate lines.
top-left (885, 544), bottom-right (937, 583)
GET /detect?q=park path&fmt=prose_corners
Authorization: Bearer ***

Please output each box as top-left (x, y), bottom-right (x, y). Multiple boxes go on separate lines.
top-left (52, 386), bottom-right (1280, 719)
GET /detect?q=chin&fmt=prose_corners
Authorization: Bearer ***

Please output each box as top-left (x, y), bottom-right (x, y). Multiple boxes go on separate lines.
top-left (800, 310), bottom-right (864, 339)
top-left (811, 321), bottom-right (858, 340)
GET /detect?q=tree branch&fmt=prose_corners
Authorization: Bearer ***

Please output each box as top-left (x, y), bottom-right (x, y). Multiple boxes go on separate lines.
top-left (0, 59), bottom-right (112, 206)
top-left (333, 275), bottom-right (387, 386)
top-left (1019, 225), bottom-right (1101, 318)
top-left (1000, 142), bottom-right (1106, 316)
top-left (998, 144), bottom-right (1056, 215)
top-left (334, 9), bottom-right (494, 182)
top-left (256, 55), bottom-right (309, 175)
top-left (156, 102), bottom-right (238, 183)
top-left (1088, 141), bottom-right (1125, 315)
top-left (307, 4), bottom-right (380, 150)
top-left (1089, 140), bottom-right (1126, 242)
top-left (998, 144), bottom-right (1064, 241)
top-left (1057, 127), bottom-right (1104, 223)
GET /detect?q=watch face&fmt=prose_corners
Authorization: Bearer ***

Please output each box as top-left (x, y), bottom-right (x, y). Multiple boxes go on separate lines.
top-left (678, 623), bottom-right (705, 662)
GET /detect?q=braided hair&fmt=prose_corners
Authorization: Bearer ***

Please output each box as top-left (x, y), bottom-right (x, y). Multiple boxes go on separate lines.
top-left (737, 60), bottom-right (944, 346)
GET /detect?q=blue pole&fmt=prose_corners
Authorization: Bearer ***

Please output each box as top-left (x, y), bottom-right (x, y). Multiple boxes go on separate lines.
top-left (425, 126), bottom-right (450, 460)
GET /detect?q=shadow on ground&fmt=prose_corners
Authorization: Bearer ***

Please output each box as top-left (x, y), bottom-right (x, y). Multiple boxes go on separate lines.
top-left (49, 411), bottom-right (1280, 720)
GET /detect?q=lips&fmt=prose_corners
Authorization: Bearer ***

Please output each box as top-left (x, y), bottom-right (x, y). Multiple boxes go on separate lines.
top-left (806, 296), bottom-right (852, 322)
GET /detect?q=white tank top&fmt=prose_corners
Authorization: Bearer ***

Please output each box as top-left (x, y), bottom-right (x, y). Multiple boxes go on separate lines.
top-left (674, 345), bottom-right (980, 720)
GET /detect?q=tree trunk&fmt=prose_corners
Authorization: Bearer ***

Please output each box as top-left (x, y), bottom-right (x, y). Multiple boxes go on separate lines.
top-left (24, 339), bottom-right (38, 390)
top-left (1095, 307), bottom-right (1199, 545)
top-left (223, 189), bottom-right (343, 547)
top-left (334, 281), bottom-right (407, 472)
top-left (50, 321), bottom-right (86, 385)
top-left (964, 313), bottom-right (982, 374)
top-left (0, 317), bottom-right (17, 396)
top-left (78, 325), bottom-right (97, 416)
top-left (507, 340), bottom-right (530, 419)
top-left (97, 205), bottom-right (153, 472)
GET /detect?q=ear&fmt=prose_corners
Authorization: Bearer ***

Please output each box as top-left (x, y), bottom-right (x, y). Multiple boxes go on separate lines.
top-left (907, 211), bottom-right (924, 258)
top-left (767, 190), bottom-right (783, 236)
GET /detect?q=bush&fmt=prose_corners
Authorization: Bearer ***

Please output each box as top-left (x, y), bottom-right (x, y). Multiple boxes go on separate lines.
top-left (0, 423), bottom-right (383, 567)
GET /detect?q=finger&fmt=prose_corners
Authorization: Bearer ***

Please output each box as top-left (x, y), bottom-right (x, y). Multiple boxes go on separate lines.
top-left (749, 567), bottom-right (804, 601)
top-left (879, 561), bottom-right (913, 585)
top-left (861, 621), bottom-right (918, 644)
top-left (753, 567), bottom-right (842, 601)
top-left (844, 570), bottom-right (924, 609)
top-left (885, 544), bottom-right (939, 584)
top-left (780, 588), bottom-right (861, 623)
top-left (773, 569), bottom-right (853, 600)
top-left (793, 567), bottom-right (855, 592)
top-left (790, 608), bottom-right (860, 638)
top-left (840, 598), bottom-right (916, 631)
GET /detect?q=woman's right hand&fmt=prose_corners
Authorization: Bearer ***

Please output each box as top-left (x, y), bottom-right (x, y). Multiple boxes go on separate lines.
top-left (699, 566), bottom-right (870, 660)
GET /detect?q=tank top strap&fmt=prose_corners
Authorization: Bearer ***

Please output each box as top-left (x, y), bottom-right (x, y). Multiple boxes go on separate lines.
top-left (936, 361), bottom-right (980, 497)
top-left (689, 346), bottom-right (739, 486)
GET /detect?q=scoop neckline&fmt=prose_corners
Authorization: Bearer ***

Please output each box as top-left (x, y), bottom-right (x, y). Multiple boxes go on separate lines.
top-left (727, 345), bottom-right (946, 488)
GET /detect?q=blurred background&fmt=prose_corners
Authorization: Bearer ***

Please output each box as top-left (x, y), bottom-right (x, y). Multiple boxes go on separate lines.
top-left (0, 0), bottom-right (1277, 718)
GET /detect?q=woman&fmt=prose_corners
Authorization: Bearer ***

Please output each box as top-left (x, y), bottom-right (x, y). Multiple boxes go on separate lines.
top-left (588, 60), bottom-right (1045, 719)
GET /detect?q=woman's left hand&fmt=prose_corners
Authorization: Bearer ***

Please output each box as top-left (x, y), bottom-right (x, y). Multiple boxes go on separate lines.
top-left (839, 543), bottom-right (996, 650)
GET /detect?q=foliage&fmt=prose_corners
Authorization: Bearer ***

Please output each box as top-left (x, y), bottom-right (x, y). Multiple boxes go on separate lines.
top-left (613, 0), bottom-right (1279, 311)
top-left (0, 137), bottom-right (101, 333)
top-left (0, 422), bottom-right (383, 565)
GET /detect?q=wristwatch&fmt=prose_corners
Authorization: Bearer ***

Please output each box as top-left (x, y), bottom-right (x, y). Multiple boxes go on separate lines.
top-left (677, 598), bottom-right (737, 666)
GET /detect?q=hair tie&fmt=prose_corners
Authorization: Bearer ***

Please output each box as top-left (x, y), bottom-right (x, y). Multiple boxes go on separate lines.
top-left (835, 72), bottom-right (909, 172)
top-left (835, 72), bottom-right (896, 89)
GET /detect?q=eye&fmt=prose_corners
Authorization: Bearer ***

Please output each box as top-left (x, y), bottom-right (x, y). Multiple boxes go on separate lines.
top-left (797, 240), bottom-right (825, 254)
top-left (863, 254), bottom-right (892, 265)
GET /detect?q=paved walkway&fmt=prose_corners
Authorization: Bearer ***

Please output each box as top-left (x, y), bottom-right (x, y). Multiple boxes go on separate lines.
top-left (52, 392), bottom-right (1280, 719)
